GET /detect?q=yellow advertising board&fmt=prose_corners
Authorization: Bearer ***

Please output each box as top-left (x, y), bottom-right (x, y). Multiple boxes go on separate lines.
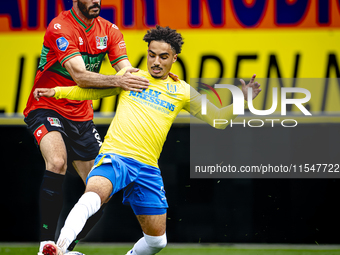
top-left (0, 0), bottom-right (339, 124)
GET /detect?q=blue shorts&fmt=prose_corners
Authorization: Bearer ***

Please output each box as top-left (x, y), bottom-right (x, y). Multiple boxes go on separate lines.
top-left (87, 153), bottom-right (168, 215)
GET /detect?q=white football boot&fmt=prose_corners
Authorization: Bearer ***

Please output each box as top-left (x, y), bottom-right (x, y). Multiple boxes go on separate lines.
top-left (125, 249), bottom-right (133, 255)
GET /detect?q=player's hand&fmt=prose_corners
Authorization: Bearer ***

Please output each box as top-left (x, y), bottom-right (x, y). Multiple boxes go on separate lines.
top-left (34, 88), bottom-right (55, 101)
top-left (169, 72), bottom-right (179, 82)
top-left (240, 74), bottom-right (262, 101)
top-left (118, 68), bottom-right (150, 92)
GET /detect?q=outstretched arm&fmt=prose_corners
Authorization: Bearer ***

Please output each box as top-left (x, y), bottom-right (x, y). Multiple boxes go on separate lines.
top-left (186, 74), bottom-right (261, 129)
top-left (189, 91), bottom-right (240, 129)
top-left (34, 86), bottom-right (121, 101)
top-left (64, 56), bottom-right (149, 92)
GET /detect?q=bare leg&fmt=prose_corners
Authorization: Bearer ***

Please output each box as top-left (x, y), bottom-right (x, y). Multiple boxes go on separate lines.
top-left (72, 160), bottom-right (95, 184)
top-left (136, 214), bottom-right (166, 236)
top-left (40, 131), bottom-right (67, 174)
top-left (128, 214), bottom-right (167, 255)
top-left (86, 176), bottom-right (113, 204)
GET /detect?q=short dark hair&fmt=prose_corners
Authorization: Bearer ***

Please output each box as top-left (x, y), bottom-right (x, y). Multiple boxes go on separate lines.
top-left (143, 25), bottom-right (184, 54)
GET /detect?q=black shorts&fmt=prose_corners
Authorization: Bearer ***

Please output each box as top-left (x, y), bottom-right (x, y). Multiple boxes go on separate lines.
top-left (24, 109), bottom-right (102, 161)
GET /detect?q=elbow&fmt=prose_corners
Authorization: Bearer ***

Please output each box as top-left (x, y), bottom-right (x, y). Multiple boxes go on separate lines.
top-left (71, 71), bottom-right (87, 88)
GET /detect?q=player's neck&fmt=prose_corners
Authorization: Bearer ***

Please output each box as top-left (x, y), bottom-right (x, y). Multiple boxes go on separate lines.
top-left (161, 74), bottom-right (169, 80)
top-left (72, 6), bottom-right (95, 26)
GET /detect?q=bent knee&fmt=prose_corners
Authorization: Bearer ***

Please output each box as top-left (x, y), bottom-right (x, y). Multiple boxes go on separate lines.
top-left (144, 232), bottom-right (167, 250)
top-left (46, 157), bottom-right (67, 173)
top-left (86, 176), bottom-right (113, 204)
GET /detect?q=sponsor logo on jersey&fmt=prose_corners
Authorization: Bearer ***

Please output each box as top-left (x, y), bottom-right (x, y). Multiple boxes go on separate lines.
top-left (47, 117), bottom-right (61, 127)
top-left (96, 35), bottom-right (108, 50)
top-left (79, 37), bottom-right (83, 45)
top-left (56, 37), bottom-right (69, 51)
top-left (118, 41), bottom-right (126, 49)
top-left (112, 24), bottom-right (119, 29)
top-left (166, 83), bottom-right (177, 94)
top-left (129, 89), bottom-right (176, 113)
top-left (54, 23), bottom-right (61, 29)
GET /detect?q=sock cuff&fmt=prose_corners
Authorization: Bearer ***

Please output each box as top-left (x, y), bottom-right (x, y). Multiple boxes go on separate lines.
top-left (42, 170), bottom-right (65, 192)
top-left (143, 232), bottom-right (167, 248)
top-left (44, 170), bottom-right (65, 180)
top-left (57, 192), bottom-right (101, 252)
top-left (78, 192), bottom-right (101, 217)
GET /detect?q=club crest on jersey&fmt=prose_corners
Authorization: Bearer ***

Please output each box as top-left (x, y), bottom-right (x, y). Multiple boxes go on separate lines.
top-left (56, 37), bottom-right (69, 51)
top-left (166, 83), bottom-right (177, 94)
top-left (96, 35), bottom-right (108, 50)
top-left (47, 117), bottom-right (61, 127)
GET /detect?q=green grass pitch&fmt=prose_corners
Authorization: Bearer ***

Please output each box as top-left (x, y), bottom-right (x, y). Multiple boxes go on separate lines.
top-left (1, 243), bottom-right (340, 255)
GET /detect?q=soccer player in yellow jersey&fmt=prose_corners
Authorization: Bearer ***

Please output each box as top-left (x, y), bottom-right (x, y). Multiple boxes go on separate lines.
top-left (35, 26), bottom-right (261, 255)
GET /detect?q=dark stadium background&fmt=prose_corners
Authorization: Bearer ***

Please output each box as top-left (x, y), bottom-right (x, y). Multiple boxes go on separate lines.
top-left (1, 123), bottom-right (340, 244)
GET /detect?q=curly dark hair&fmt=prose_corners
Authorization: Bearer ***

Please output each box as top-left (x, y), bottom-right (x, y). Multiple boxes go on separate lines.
top-left (143, 25), bottom-right (184, 54)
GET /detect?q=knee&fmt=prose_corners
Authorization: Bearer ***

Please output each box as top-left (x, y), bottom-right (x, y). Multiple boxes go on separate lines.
top-left (144, 232), bottom-right (167, 251)
top-left (47, 157), bottom-right (67, 173)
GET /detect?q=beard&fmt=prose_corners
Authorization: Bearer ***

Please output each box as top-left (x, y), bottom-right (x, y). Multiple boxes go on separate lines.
top-left (77, 0), bottom-right (101, 19)
top-left (150, 74), bottom-right (162, 79)
top-left (150, 67), bottom-right (163, 79)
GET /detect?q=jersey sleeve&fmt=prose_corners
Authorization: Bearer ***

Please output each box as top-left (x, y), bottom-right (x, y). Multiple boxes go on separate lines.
top-left (182, 82), bottom-right (194, 113)
top-left (45, 22), bottom-right (81, 67)
top-left (107, 25), bottom-right (129, 67)
top-left (53, 66), bottom-right (132, 100)
top-left (54, 86), bottom-right (122, 100)
top-left (183, 83), bottom-right (243, 129)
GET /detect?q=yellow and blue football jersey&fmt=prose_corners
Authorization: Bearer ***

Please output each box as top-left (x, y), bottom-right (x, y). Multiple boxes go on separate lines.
top-left (54, 67), bottom-right (237, 167)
